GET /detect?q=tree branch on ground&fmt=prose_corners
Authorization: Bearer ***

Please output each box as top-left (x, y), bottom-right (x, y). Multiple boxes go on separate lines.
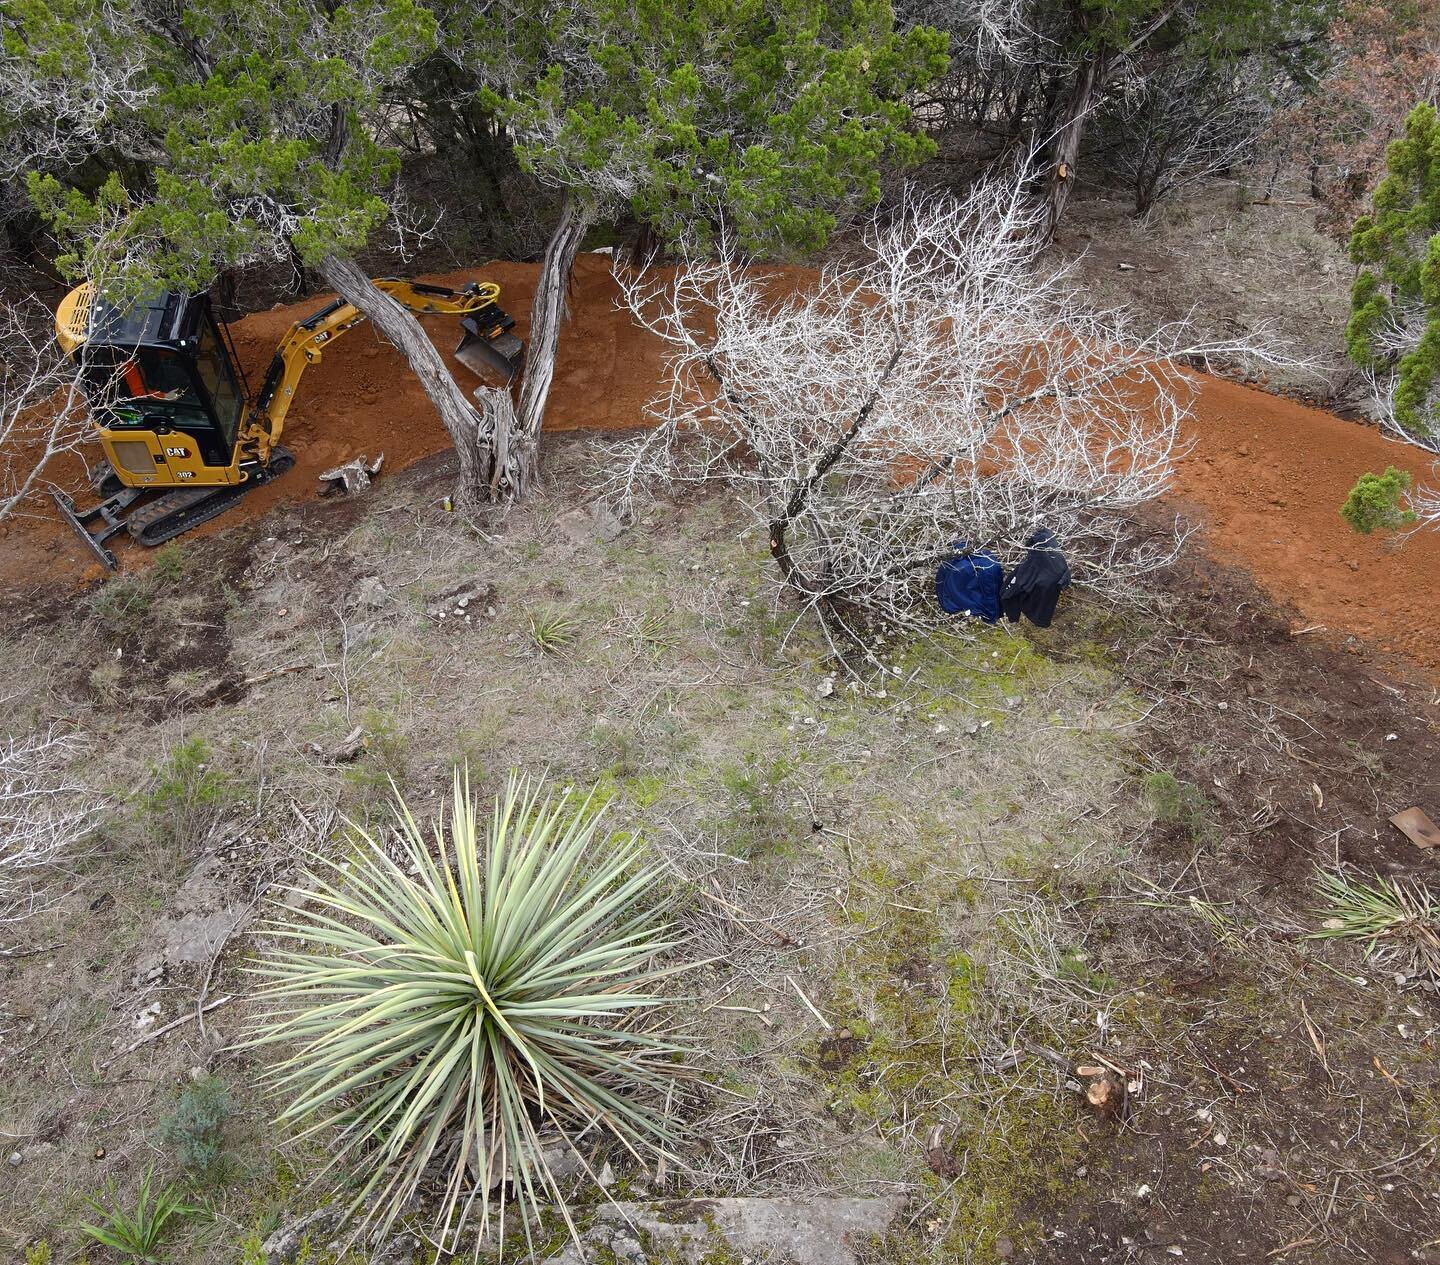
top-left (1, 727), bottom-right (101, 929)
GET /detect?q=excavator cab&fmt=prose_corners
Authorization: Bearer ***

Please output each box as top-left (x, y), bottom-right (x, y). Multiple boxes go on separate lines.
top-left (59, 287), bottom-right (250, 489)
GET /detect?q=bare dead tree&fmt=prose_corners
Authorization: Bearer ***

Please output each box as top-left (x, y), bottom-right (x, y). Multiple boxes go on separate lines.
top-left (1, 728), bottom-right (102, 929)
top-left (0, 299), bottom-right (95, 523)
top-left (605, 180), bottom-right (1285, 651)
top-left (1102, 59), bottom-right (1274, 215)
top-left (1413, 480), bottom-right (1440, 528)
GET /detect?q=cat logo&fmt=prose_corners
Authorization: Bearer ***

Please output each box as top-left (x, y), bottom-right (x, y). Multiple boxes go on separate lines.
top-left (165, 445), bottom-right (190, 458)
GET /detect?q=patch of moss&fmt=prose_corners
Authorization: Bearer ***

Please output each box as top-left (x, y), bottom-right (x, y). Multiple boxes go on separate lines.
top-left (862, 1093), bottom-right (1086, 1264)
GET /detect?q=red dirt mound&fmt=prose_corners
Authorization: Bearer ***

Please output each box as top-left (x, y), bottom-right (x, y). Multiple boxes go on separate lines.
top-left (1, 255), bottom-right (1436, 682)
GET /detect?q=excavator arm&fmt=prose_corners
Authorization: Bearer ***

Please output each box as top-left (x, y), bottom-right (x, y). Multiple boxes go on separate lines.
top-left (245, 278), bottom-right (523, 459)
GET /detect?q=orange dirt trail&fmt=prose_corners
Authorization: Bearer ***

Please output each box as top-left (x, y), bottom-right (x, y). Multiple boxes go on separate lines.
top-left (2, 254), bottom-right (1436, 681)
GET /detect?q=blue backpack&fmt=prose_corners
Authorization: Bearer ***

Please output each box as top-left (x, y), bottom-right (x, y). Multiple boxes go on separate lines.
top-left (936, 546), bottom-right (1003, 623)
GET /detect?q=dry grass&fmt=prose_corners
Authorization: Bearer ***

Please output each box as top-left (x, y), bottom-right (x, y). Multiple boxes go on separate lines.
top-left (0, 441), bottom-right (1434, 1262)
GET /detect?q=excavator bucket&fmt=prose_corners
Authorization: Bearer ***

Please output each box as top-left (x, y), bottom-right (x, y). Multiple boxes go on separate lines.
top-left (455, 308), bottom-right (525, 386)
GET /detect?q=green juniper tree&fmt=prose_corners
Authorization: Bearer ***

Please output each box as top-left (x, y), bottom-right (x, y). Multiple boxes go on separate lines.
top-left (1347, 102), bottom-right (1440, 451)
top-left (1339, 466), bottom-right (1417, 535)
top-left (7, 0), bottom-right (531, 512)
top-left (4, 0), bottom-right (945, 507)
top-left (435, 0), bottom-right (948, 493)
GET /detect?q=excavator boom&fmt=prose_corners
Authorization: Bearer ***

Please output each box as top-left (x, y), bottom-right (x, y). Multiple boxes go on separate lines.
top-left (247, 278), bottom-right (523, 459)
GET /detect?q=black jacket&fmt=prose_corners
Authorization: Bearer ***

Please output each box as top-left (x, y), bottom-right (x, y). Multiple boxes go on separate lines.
top-left (1000, 528), bottom-right (1071, 629)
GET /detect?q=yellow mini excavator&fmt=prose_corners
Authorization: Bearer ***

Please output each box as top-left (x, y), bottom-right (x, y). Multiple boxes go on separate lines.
top-left (51, 277), bottom-right (523, 568)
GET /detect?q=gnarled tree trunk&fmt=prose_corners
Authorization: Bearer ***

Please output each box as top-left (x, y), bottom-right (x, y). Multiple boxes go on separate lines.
top-left (317, 252), bottom-right (508, 517)
top-left (318, 195), bottom-right (593, 512)
top-left (1043, 49), bottom-right (1110, 238)
top-left (502, 195), bottom-right (595, 498)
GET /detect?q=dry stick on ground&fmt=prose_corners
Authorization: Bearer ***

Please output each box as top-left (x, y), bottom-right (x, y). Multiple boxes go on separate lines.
top-left (102, 996), bottom-right (234, 1067)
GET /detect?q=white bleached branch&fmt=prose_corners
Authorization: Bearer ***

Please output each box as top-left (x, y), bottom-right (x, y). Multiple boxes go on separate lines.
top-left (1, 728), bottom-right (102, 927)
top-left (605, 178), bottom-right (1286, 643)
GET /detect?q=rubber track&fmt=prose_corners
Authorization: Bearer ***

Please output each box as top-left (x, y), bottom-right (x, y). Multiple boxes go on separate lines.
top-left (125, 448), bottom-right (295, 548)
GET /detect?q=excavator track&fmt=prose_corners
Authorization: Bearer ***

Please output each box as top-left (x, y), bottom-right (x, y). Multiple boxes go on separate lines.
top-left (126, 447), bottom-right (295, 547)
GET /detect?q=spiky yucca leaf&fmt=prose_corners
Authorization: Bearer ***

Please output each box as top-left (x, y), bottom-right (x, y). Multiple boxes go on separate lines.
top-left (1313, 868), bottom-right (1440, 982)
top-left (246, 772), bottom-right (686, 1255)
top-left (81, 1166), bottom-right (202, 1262)
top-left (527, 609), bottom-right (580, 654)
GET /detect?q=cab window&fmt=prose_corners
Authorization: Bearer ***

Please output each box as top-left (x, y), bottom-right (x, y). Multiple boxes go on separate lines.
top-left (193, 320), bottom-right (243, 444)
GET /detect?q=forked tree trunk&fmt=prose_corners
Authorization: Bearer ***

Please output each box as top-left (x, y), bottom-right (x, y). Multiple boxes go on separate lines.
top-left (317, 252), bottom-right (508, 517)
top-left (319, 197), bottom-right (592, 511)
top-left (504, 195), bottom-right (594, 497)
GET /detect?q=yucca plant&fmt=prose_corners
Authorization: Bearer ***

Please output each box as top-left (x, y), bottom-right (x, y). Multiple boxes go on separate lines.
top-left (527, 609), bottom-right (580, 654)
top-left (80, 1166), bottom-right (202, 1263)
top-left (1313, 868), bottom-right (1440, 982)
top-left (246, 771), bottom-right (687, 1255)
top-left (631, 611), bottom-right (676, 656)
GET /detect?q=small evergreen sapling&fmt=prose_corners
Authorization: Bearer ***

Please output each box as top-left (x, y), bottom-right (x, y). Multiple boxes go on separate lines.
top-left (156, 1074), bottom-right (232, 1180)
top-left (1340, 467), bottom-right (1417, 534)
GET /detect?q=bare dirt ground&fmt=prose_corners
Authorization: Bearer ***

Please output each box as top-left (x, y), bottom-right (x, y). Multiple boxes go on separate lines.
top-left (1, 436), bottom-right (1437, 1265)
top-left (3, 247), bottom-right (1437, 686)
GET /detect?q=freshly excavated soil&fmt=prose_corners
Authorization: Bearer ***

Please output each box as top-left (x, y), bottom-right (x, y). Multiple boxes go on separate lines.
top-left (2, 253), bottom-right (1436, 681)
top-left (1174, 376), bottom-right (1438, 677)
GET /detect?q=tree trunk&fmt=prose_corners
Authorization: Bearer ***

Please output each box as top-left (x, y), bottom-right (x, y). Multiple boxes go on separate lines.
top-left (507, 195), bottom-right (595, 495)
top-left (316, 252), bottom-right (507, 516)
top-left (1043, 50), bottom-right (1109, 238)
top-left (285, 235), bottom-right (311, 298)
top-left (623, 220), bottom-right (659, 271)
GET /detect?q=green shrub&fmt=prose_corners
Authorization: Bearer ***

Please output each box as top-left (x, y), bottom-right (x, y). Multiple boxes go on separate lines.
top-left (89, 579), bottom-right (153, 635)
top-left (1142, 770), bottom-right (1212, 838)
top-left (1340, 467), bottom-right (1416, 534)
top-left (140, 736), bottom-right (236, 853)
top-left (247, 770), bottom-right (688, 1256)
top-left (1346, 103), bottom-right (1440, 442)
top-left (81, 1166), bottom-right (202, 1262)
top-left (156, 1074), bottom-right (231, 1179)
top-left (341, 707), bottom-right (411, 808)
top-left (151, 543), bottom-right (186, 586)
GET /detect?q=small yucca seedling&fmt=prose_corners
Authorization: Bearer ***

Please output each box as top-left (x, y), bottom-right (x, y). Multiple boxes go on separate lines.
top-left (631, 611), bottom-right (676, 655)
top-left (80, 1166), bottom-right (201, 1263)
top-left (527, 608), bottom-right (580, 654)
top-left (247, 771), bottom-right (687, 1256)
top-left (1313, 868), bottom-right (1440, 982)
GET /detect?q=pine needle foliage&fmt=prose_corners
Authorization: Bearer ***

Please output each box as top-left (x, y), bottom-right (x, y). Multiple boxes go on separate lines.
top-left (1340, 467), bottom-right (1417, 534)
top-left (246, 771), bottom-right (687, 1255)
